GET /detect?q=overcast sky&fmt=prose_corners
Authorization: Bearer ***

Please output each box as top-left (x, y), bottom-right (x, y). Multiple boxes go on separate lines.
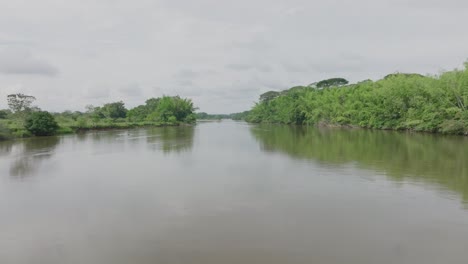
top-left (1, 0), bottom-right (468, 113)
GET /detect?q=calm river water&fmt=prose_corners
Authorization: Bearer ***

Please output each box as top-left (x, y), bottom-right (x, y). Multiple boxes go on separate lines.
top-left (1, 121), bottom-right (468, 264)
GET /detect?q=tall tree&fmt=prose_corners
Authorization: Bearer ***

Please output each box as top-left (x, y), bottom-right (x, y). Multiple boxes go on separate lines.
top-left (7, 94), bottom-right (36, 113)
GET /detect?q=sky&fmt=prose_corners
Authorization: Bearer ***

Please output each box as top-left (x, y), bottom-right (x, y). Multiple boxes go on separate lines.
top-left (0, 0), bottom-right (468, 114)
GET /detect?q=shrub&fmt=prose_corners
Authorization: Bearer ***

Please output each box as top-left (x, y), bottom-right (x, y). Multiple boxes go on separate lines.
top-left (0, 110), bottom-right (9, 119)
top-left (439, 120), bottom-right (466, 134)
top-left (24, 111), bottom-right (59, 136)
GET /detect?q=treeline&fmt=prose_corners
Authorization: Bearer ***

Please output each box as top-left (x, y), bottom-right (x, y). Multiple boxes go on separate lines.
top-left (0, 95), bottom-right (196, 139)
top-left (195, 112), bottom-right (250, 120)
top-left (195, 112), bottom-right (230, 120)
top-left (245, 61), bottom-right (468, 135)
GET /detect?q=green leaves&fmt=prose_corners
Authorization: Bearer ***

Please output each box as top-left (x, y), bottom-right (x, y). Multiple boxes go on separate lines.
top-left (24, 111), bottom-right (59, 136)
top-left (246, 61), bottom-right (468, 135)
top-left (127, 96), bottom-right (195, 123)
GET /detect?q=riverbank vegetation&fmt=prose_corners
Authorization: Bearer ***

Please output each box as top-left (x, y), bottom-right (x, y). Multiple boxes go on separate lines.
top-left (245, 61), bottom-right (468, 135)
top-left (195, 112), bottom-right (230, 120)
top-left (0, 95), bottom-right (196, 140)
top-left (195, 112), bottom-right (250, 120)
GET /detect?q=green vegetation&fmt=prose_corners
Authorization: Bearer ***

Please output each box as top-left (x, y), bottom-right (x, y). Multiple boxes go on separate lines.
top-left (195, 112), bottom-right (254, 121)
top-left (127, 96), bottom-right (196, 123)
top-left (230, 111), bottom-right (251, 120)
top-left (25, 111), bottom-right (59, 136)
top-left (245, 62), bottom-right (468, 135)
top-left (315, 77), bottom-right (349, 88)
top-left (0, 95), bottom-right (196, 140)
top-left (195, 112), bottom-right (231, 120)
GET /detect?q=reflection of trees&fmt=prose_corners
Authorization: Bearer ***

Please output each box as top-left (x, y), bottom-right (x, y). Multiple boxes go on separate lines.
top-left (146, 126), bottom-right (195, 154)
top-left (9, 137), bottom-right (60, 178)
top-left (250, 125), bottom-right (468, 203)
top-left (0, 140), bottom-right (13, 156)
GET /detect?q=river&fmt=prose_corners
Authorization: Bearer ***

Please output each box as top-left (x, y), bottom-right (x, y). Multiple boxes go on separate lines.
top-left (1, 121), bottom-right (468, 264)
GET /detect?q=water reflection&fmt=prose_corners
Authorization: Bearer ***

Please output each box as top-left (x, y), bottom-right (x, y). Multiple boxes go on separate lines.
top-left (0, 140), bottom-right (13, 156)
top-left (8, 137), bottom-right (60, 178)
top-left (250, 125), bottom-right (468, 203)
top-left (146, 126), bottom-right (195, 153)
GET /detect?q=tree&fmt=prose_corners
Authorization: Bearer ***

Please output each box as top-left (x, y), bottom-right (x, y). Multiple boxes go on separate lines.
top-left (316, 78), bottom-right (349, 88)
top-left (7, 94), bottom-right (36, 113)
top-left (101, 101), bottom-right (127, 119)
top-left (24, 111), bottom-right (59, 136)
top-left (384, 73), bottom-right (425, 80)
top-left (259, 91), bottom-right (280, 102)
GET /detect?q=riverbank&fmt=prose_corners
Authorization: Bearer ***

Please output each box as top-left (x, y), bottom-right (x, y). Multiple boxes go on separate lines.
top-left (0, 119), bottom-right (187, 141)
top-left (244, 62), bottom-right (468, 135)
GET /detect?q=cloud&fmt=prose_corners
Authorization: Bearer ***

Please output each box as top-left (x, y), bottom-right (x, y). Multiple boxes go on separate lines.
top-left (119, 83), bottom-right (143, 97)
top-left (226, 63), bottom-right (272, 73)
top-left (84, 87), bottom-right (110, 99)
top-left (0, 49), bottom-right (58, 76)
top-left (0, 0), bottom-right (467, 113)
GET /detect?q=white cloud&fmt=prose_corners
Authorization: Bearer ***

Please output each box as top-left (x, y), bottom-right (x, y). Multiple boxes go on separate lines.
top-left (0, 49), bottom-right (58, 76)
top-left (0, 0), bottom-right (467, 113)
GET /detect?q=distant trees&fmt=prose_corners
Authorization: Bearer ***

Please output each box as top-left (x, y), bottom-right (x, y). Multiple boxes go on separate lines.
top-left (384, 73), bottom-right (425, 80)
top-left (195, 112), bottom-right (231, 120)
top-left (230, 111), bottom-right (250, 120)
top-left (127, 96), bottom-right (196, 123)
top-left (316, 78), bottom-right (349, 88)
top-left (24, 111), bottom-right (59, 136)
top-left (244, 61), bottom-right (468, 135)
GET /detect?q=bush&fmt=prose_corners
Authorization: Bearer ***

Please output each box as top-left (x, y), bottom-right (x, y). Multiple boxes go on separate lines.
top-left (0, 110), bottom-right (9, 119)
top-left (25, 111), bottom-right (59, 136)
top-left (439, 120), bottom-right (466, 134)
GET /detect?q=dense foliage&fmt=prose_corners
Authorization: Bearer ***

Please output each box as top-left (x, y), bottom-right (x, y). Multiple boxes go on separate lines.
top-left (0, 110), bottom-right (9, 119)
top-left (315, 78), bottom-right (349, 88)
top-left (0, 94), bottom-right (196, 140)
top-left (246, 62), bottom-right (468, 135)
top-left (230, 111), bottom-right (251, 120)
top-left (25, 111), bottom-right (59, 136)
top-left (127, 96), bottom-right (196, 123)
top-left (196, 112), bottom-right (231, 120)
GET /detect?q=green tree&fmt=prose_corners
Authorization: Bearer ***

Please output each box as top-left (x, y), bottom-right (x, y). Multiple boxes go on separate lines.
top-left (316, 78), bottom-right (349, 88)
top-left (24, 111), bottom-right (59, 136)
top-left (259, 91), bottom-right (280, 102)
top-left (101, 101), bottom-right (127, 119)
top-left (245, 60), bottom-right (468, 135)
